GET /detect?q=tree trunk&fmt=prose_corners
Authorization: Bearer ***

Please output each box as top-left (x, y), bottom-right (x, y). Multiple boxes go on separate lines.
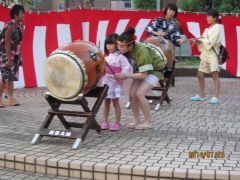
top-left (85, 0), bottom-right (94, 8)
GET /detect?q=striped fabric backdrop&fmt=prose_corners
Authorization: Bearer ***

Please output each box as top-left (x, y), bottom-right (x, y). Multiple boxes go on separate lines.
top-left (0, 6), bottom-right (239, 88)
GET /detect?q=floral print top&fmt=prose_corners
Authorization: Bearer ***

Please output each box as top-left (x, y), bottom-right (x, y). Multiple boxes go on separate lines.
top-left (0, 20), bottom-right (23, 81)
top-left (146, 16), bottom-right (181, 47)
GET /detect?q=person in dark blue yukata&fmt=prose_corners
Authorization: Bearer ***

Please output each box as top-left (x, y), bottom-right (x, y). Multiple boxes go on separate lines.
top-left (146, 3), bottom-right (184, 46)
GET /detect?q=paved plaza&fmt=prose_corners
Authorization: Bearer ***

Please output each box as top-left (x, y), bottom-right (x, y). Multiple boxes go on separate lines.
top-left (0, 77), bottom-right (240, 180)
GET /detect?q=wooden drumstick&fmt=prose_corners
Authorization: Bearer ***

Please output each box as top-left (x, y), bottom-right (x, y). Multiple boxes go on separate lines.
top-left (105, 61), bottom-right (124, 82)
top-left (181, 37), bottom-right (203, 43)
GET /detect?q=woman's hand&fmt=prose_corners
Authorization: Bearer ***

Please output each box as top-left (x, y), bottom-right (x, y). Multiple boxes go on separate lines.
top-left (159, 31), bottom-right (168, 37)
top-left (152, 31), bottom-right (167, 37)
top-left (177, 38), bottom-right (187, 44)
top-left (6, 60), bottom-right (14, 68)
top-left (114, 73), bottom-right (127, 80)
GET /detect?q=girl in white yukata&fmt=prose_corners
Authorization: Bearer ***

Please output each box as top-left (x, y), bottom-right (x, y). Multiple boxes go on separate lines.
top-left (100, 33), bottom-right (133, 131)
top-left (182, 9), bottom-right (222, 104)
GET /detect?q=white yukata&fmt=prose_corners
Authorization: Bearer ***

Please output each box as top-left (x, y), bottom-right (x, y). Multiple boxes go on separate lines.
top-left (197, 23), bottom-right (221, 74)
top-left (101, 51), bottom-right (133, 99)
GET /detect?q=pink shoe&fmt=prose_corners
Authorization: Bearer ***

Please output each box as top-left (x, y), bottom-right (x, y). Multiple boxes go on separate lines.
top-left (101, 121), bottom-right (110, 130)
top-left (110, 123), bottom-right (122, 131)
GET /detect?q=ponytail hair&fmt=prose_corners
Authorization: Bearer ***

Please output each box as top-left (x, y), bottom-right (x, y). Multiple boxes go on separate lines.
top-left (117, 27), bottom-right (136, 45)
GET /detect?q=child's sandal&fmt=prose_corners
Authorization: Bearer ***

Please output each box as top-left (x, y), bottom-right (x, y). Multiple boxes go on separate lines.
top-left (190, 95), bottom-right (206, 101)
top-left (101, 121), bottom-right (110, 130)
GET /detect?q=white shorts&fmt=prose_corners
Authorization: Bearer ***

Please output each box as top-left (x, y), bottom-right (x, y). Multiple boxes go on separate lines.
top-left (198, 57), bottom-right (219, 74)
top-left (144, 74), bottom-right (159, 86)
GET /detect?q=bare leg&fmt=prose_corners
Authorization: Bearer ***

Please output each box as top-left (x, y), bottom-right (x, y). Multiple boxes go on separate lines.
top-left (211, 71), bottom-right (220, 98)
top-left (136, 81), bottom-right (154, 124)
top-left (0, 80), bottom-right (4, 96)
top-left (197, 71), bottom-right (205, 97)
top-left (0, 79), bottom-right (5, 107)
top-left (103, 98), bottom-right (111, 123)
top-left (4, 80), bottom-right (8, 92)
top-left (112, 98), bottom-right (121, 124)
top-left (7, 81), bottom-right (14, 100)
top-left (6, 81), bottom-right (19, 105)
top-left (129, 80), bottom-right (141, 122)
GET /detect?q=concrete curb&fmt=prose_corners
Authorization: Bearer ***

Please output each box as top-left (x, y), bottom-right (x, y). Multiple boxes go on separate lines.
top-left (0, 152), bottom-right (240, 179)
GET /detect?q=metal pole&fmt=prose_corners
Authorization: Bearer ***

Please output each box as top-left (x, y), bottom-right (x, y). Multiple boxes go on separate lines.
top-left (157, 0), bottom-right (161, 11)
top-left (131, 0), bottom-right (134, 10)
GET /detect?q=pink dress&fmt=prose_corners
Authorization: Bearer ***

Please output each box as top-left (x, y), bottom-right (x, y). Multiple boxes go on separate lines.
top-left (101, 51), bottom-right (133, 99)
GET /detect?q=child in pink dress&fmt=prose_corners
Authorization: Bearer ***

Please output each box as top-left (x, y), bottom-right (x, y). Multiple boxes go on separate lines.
top-left (101, 33), bottom-right (133, 131)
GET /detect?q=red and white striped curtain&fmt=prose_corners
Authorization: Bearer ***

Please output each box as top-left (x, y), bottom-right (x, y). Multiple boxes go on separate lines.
top-left (0, 6), bottom-right (239, 88)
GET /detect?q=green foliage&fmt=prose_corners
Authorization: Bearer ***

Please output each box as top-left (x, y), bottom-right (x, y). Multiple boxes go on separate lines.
top-left (180, 0), bottom-right (240, 13)
top-left (0, 0), bottom-right (15, 7)
top-left (133, 0), bottom-right (240, 13)
top-left (22, 0), bottom-right (33, 6)
top-left (218, 0), bottom-right (240, 13)
top-left (0, 0), bottom-right (33, 8)
top-left (134, 0), bottom-right (181, 10)
top-left (176, 57), bottom-right (200, 68)
top-left (133, 0), bottom-right (156, 10)
top-left (182, 57), bottom-right (200, 65)
top-left (180, 0), bottom-right (206, 12)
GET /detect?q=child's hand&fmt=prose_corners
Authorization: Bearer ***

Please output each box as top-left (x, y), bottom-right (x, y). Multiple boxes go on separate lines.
top-left (190, 38), bottom-right (202, 44)
top-left (195, 39), bottom-right (202, 44)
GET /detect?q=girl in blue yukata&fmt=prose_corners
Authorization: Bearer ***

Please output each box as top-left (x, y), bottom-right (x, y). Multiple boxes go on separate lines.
top-left (146, 3), bottom-right (184, 102)
top-left (100, 33), bottom-right (133, 131)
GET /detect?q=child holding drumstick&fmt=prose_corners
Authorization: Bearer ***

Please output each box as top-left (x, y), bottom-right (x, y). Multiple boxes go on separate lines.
top-left (100, 33), bottom-right (133, 131)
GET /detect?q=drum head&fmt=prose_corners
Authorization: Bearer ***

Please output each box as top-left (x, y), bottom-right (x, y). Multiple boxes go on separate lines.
top-left (43, 52), bottom-right (86, 99)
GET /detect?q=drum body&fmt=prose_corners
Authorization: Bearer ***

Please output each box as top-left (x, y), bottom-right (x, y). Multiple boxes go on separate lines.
top-left (144, 36), bottom-right (175, 68)
top-left (43, 40), bottom-right (105, 100)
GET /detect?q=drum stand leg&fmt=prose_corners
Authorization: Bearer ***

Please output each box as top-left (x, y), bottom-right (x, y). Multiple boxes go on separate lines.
top-left (72, 138), bottom-right (82, 150)
top-left (154, 104), bottom-right (161, 111)
top-left (31, 85), bottom-right (108, 149)
top-left (31, 134), bottom-right (42, 144)
top-left (125, 101), bottom-right (131, 109)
